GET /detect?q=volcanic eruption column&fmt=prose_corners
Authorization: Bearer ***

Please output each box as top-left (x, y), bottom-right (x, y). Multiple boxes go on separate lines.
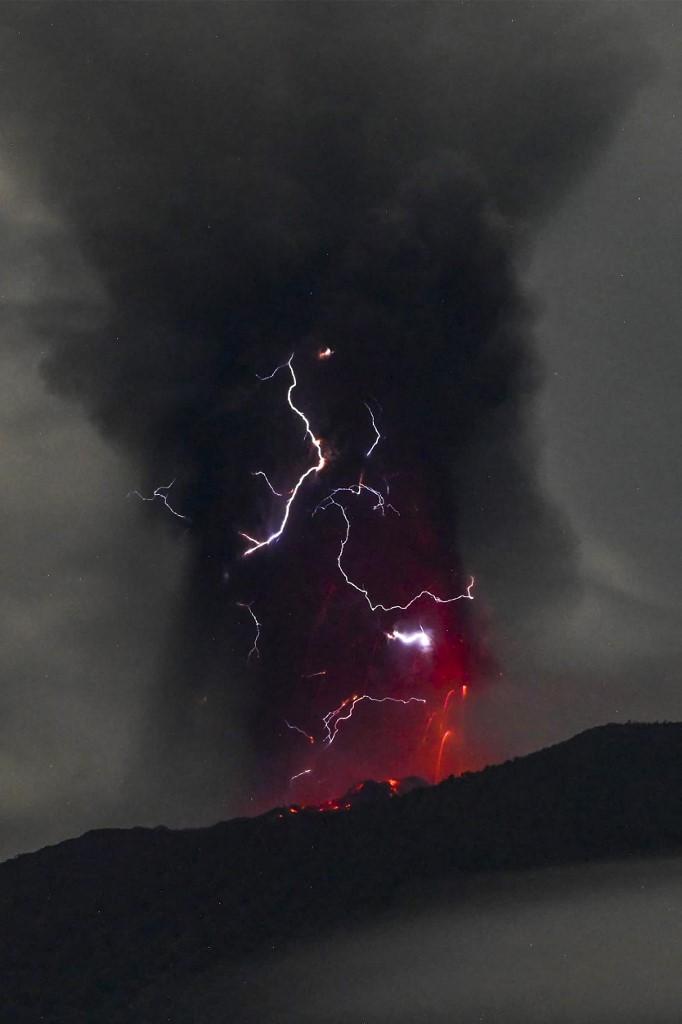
top-left (6, 4), bottom-right (650, 813)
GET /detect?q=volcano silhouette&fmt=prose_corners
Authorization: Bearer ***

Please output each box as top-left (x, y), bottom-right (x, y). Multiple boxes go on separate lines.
top-left (2, 723), bottom-right (682, 1022)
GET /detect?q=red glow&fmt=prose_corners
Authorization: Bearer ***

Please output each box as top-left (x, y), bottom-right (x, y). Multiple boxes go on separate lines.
top-left (321, 692), bottom-right (426, 747)
top-left (279, 776), bottom-right (417, 818)
top-left (238, 356), bottom-right (489, 807)
top-left (435, 729), bottom-right (454, 783)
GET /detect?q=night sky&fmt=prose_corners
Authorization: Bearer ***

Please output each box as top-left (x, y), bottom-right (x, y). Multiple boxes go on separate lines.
top-left (0, 3), bottom-right (680, 862)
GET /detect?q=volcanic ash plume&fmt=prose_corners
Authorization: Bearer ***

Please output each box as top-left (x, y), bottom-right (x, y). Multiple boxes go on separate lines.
top-left (0, 4), bottom-right (653, 815)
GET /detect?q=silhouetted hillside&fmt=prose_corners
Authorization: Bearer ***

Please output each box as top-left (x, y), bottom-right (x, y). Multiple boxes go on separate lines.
top-left (3, 722), bottom-right (682, 1022)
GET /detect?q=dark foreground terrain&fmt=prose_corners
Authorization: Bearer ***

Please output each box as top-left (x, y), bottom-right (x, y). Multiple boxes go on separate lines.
top-left (3, 722), bottom-right (682, 1022)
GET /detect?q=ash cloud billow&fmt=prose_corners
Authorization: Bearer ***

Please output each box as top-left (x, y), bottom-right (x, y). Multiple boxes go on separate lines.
top-left (0, 4), bottom-right (653, 817)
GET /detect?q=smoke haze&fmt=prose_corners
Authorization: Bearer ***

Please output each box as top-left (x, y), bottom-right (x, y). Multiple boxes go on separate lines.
top-left (1, 3), bottom-right (677, 854)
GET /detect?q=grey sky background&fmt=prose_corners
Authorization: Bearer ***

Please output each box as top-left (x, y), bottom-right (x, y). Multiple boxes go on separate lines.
top-left (461, 7), bottom-right (682, 764)
top-left (535, 11), bottom-right (681, 619)
top-left (527, 11), bottom-right (681, 713)
top-left (0, 4), bottom-right (680, 860)
top-left (0, 175), bottom-right (187, 857)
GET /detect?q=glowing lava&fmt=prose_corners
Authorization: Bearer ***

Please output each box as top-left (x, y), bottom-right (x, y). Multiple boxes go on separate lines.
top-left (435, 728), bottom-right (454, 783)
top-left (276, 776), bottom-right (426, 818)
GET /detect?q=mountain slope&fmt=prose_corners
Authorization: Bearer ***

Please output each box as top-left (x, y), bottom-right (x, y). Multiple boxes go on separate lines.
top-left (2, 722), bottom-right (682, 1022)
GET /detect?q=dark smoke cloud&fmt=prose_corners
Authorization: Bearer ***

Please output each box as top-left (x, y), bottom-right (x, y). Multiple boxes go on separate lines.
top-left (0, 4), bottom-right (653, 815)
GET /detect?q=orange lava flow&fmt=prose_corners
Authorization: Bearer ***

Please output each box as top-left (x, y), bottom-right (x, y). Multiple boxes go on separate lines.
top-left (435, 729), bottom-right (454, 783)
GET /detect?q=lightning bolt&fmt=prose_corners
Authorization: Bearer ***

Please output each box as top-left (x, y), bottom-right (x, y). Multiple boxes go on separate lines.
top-left (236, 602), bottom-right (261, 661)
top-left (284, 720), bottom-right (316, 745)
top-left (386, 626), bottom-right (432, 650)
top-left (242, 355), bottom-right (326, 556)
top-left (322, 693), bottom-right (426, 747)
top-left (128, 480), bottom-right (187, 520)
top-left (321, 495), bottom-right (474, 612)
top-left (364, 402), bottom-right (381, 457)
top-left (251, 470), bottom-right (290, 498)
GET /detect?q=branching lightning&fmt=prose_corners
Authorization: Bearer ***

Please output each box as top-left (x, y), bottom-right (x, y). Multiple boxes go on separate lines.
top-left (320, 496), bottom-right (474, 612)
top-left (242, 356), bottom-right (326, 556)
top-left (322, 693), bottom-right (426, 746)
top-left (314, 481), bottom-right (399, 519)
top-left (236, 602), bottom-right (261, 661)
top-left (129, 480), bottom-right (187, 520)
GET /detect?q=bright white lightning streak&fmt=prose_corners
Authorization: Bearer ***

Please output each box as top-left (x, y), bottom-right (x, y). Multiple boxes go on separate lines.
top-left (386, 627), bottom-right (432, 650)
top-left (251, 470), bottom-right (289, 498)
top-left (242, 355), bottom-right (326, 556)
top-left (129, 480), bottom-right (187, 520)
top-left (322, 694), bottom-right (426, 747)
top-left (290, 768), bottom-right (313, 782)
top-left (236, 602), bottom-right (261, 661)
top-left (322, 496), bottom-right (474, 612)
top-left (285, 719), bottom-right (316, 745)
top-left (364, 402), bottom-right (381, 457)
